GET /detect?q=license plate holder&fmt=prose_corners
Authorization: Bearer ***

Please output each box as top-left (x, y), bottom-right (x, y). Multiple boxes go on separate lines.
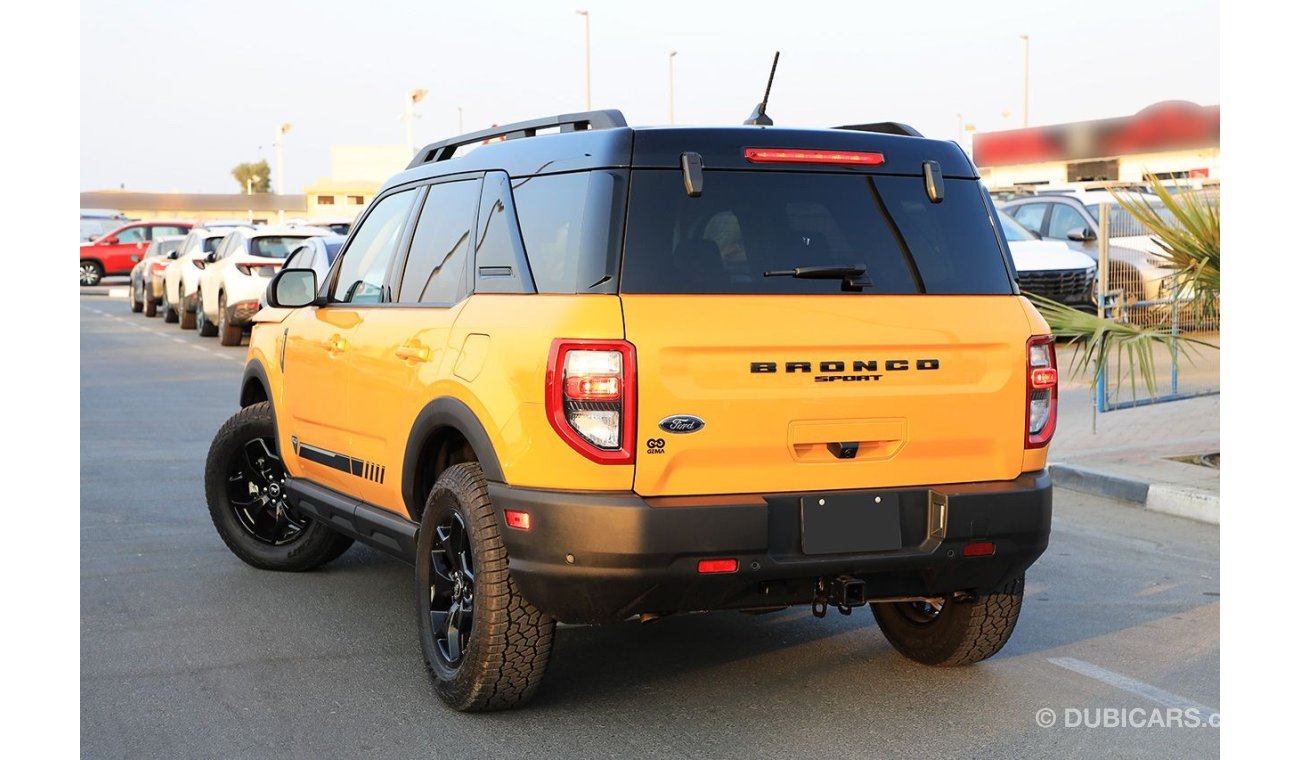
top-left (800, 492), bottom-right (903, 555)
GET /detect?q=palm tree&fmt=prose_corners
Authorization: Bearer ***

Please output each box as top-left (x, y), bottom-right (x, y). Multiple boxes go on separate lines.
top-left (1027, 176), bottom-right (1219, 400)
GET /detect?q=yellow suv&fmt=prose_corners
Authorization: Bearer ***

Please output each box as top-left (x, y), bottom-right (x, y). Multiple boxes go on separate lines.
top-left (204, 110), bottom-right (1057, 712)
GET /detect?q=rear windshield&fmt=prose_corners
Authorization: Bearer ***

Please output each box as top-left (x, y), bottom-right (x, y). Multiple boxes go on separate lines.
top-left (202, 235), bottom-right (225, 253)
top-left (620, 171), bottom-right (1013, 295)
top-left (250, 236), bottom-right (310, 259)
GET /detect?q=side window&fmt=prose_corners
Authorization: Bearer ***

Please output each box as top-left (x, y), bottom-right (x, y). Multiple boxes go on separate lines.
top-left (1046, 204), bottom-right (1089, 239)
top-left (219, 233), bottom-right (243, 259)
top-left (1011, 203), bottom-right (1047, 235)
top-left (472, 171), bottom-right (534, 294)
top-left (512, 172), bottom-right (591, 293)
top-left (115, 226), bottom-right (147, 244)
top-left (397, 179), bottom-right (479, 305)
top-left (332, 189), bottom-right (416, 304)
top-left (284, 246), bottom-right (310, 269)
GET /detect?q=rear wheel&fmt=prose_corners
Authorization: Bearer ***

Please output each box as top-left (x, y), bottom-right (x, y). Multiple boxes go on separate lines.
top-left (80, 260), bottom-right (103, 287)
top-left (218, 293), bottom-right (242, 346)
top-left (416, 463), bottom-right (554, 711)
top-left (871, 576), bottom-right (1024, 666)
top-left (179, 291), bottom-right (197, 330)
top-left (144, 285), bottom-right (158, 317)
top-left (162, 282), bottom-right (179, 323)
top-left (204, 402), bottom-right (353, 571)
top-left (196, 290), bottom-right (218, 337)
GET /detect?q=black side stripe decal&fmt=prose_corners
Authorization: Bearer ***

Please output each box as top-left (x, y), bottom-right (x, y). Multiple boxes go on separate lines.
top-left (297, 441), bottom-right (386, 484)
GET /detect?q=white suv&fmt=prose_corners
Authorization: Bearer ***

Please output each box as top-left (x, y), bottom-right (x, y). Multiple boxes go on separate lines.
top-left (196, 225), bottom-right (330, 345)
top-left (162, 228), bottom-right (231, 327)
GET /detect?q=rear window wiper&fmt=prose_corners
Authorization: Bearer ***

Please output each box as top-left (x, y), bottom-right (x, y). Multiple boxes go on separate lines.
top-left (764, 264), bottom-right (873, 291)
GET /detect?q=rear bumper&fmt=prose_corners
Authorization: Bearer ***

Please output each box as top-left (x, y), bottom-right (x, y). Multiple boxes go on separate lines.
top-left (228, 298), bottom-right (261, 325)
top-left (489, 471), bottom-right (1052, 624)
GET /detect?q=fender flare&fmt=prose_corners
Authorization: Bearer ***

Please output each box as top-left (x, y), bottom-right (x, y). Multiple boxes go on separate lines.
top-left (240, 360), bottom-right (274, 411)
top-left (402, 397), bottom-right (505, 515)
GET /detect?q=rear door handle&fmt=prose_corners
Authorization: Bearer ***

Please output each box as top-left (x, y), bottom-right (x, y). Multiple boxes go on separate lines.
top-left (395, 343), bottom-right (430, 363)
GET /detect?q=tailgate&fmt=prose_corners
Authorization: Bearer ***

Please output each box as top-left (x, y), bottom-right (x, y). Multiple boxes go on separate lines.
top-left (624, 295), bottom-right (1032, 496)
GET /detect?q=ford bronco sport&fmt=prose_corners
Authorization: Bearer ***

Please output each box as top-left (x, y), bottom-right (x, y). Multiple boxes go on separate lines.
top-left (205, 110), bottom-right (1056, 712)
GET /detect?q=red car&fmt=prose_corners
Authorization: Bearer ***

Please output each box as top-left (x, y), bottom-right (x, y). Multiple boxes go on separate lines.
top-left (80, 221), bottom-right (194, 286)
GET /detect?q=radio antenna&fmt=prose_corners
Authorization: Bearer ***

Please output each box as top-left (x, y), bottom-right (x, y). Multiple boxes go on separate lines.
top-left (744, 51), bottom-right (780, 126)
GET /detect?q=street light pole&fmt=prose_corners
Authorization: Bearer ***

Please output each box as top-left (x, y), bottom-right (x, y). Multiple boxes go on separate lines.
top-left (247, 175), bottom-right (260, 223)
top-left (274, 123), bottom-right (291, 223)
top-left (1020, 34), bottom-right (1030, 128)
top-left (576, 10), bottom-right (591, 110)
top-left (404, 88), bottom-right (428, 155)
top-left (668, 51), bottom-right (677, 124)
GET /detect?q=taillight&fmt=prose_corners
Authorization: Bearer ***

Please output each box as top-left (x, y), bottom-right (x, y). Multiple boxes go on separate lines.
top-left (192, 259), bottom-right (206, 270)
top-left (546, 340), bottom-right (637, 464)
top-left (744, 147), bottom-right (886, 166)
top-left (236, 263), bottom-right (279, 277)
top-left (1026, 335), bottom-right (1058, 448)
top-left (149, 261), bottom-right (167, 274)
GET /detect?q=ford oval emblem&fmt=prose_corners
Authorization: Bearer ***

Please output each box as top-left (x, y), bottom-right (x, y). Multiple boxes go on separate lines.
top-left (658, 415), bottom-right (706, 434)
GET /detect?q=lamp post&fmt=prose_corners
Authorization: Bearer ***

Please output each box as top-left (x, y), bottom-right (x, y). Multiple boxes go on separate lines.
top-left (576, 10), bottom-right (591, 109)
top-left (1020, 34), bottom-right (1029, 128)
top-left (246, 175), bottom-right (260, 223)
top-left (668, 51), bottom-right (678, 124)
top-left (404, 88), bottom-right (428, 155)
top-left (274, 122), bottom-right (291, 223)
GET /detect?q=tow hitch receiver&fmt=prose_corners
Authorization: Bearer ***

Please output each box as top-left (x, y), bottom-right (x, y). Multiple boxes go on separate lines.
top-left (812, 576), bottom-right (868, 618)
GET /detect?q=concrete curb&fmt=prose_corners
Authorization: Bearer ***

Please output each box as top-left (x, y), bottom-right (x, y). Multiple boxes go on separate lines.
top-left (1048, 462), bottom-right (1219, 526)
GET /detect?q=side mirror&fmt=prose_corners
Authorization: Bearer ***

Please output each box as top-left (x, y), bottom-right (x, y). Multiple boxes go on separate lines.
top-left (1067, 227), bottom-right (1097, 242)
top-left (101, 236), bottom-right (119, 245)
top-left (204, 252), bottom-right (217, 263)
top-left (268, 268), bottom-right (320, 308)
top-left (166, 250), bottom-right (179, 260)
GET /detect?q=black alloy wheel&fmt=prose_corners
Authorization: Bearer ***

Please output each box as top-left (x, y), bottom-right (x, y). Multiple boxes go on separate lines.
top-left (225, 436), bottom-right (306, 546)
top-left (427, 511), bottom-right (475, 668)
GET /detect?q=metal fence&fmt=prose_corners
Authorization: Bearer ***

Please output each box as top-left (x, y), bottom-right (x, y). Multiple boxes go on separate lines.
top-left (1094, 194), bottom-right (1220, 412)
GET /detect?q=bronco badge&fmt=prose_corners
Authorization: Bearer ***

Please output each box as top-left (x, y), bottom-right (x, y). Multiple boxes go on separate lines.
top-left (658, 415), bottom-right (706, 434)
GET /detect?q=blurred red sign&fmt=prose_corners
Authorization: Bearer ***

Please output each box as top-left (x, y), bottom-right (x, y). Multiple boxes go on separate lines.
top-left (974, 101), bottom-right (1219, 167)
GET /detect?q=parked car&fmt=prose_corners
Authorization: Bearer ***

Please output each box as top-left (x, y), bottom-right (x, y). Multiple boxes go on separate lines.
top-left (161, 227), bottom-right (232, 326)
top-left (1000, 191), bottom-right (1174, 305)
top-left (206, 110), bottom-right (1056, 712)
top-left (80, 220), bottom-right (194, 286)
top-left (286, 216), bottom-right (355, 236)
top-left (196, 225), bottom-right (331, 344)
top-left (258, 235), bottom-right (346, 309)
top-left (997, 211), bottom-right (1096, 308)
top-left (129, 236), bottom-right (186, 315)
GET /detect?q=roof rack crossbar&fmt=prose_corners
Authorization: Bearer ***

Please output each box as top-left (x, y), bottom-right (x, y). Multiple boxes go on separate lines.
top-left (407, 109), bottom-right (628, 168)
top-left (833, 122), bottom-right (924, 138)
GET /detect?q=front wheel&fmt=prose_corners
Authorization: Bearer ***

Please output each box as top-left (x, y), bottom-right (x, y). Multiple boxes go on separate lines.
top-left (130, 279), bottom-right (144, 312)
top-left (81, 260), bottom-right (103, 287)
top-left (144, 284), bottom-right (158, 317)
top-left (416, 463), bottom-right (555, 712)
top-left (204, 402), bottom-right (353, 571)
top-left (162, 283), bottom-right (179, 323)
top-left (196, 290), bottom-right (218, 337)
top-left (870, 576), bottom-right (1024, 666)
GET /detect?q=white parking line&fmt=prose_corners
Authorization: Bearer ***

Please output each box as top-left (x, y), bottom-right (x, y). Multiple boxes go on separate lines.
top-left (171, 338), bottom-right (186, 344)
top-left (1048, 657), bottom-right (1219, 715)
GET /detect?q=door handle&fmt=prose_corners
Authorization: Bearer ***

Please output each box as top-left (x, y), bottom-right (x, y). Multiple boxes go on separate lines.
top-left (326, 334), bottom-right (347, 354)
top-left (395, 343), bottom-right (431, 363)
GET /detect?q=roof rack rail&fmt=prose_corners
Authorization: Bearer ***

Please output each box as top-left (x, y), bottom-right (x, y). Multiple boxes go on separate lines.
top-left (833, 122), bottom-right (923, 138)
top-left (407, 109), bottom-right (628, 168)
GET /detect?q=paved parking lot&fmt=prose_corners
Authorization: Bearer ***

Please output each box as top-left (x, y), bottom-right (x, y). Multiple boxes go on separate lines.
top-left (80, 297), bottom-right (1219, 759)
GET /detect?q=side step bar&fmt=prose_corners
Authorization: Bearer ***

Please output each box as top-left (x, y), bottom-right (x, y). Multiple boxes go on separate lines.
top-left (286, 478), bottom-right (418, 563)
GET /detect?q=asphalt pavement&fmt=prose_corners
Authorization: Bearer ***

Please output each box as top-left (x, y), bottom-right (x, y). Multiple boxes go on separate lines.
top-left (80, 297), bottom-right (1220, 759)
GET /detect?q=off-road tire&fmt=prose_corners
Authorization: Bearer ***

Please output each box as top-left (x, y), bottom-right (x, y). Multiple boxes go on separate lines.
top-left (871, 575), bottom-right (1024, 666)
top-left (416, 463), bottom-right (554, 712)
top-left (204, 402), bottom-right (353, 571)
top-left (218, 293), bottom-right (242, 346)
top-left (196, 290), bottom-right (218, 337)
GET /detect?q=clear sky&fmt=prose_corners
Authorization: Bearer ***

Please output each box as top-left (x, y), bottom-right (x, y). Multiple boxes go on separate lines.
top-left (80, 0), bottom-right (1219, 194)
